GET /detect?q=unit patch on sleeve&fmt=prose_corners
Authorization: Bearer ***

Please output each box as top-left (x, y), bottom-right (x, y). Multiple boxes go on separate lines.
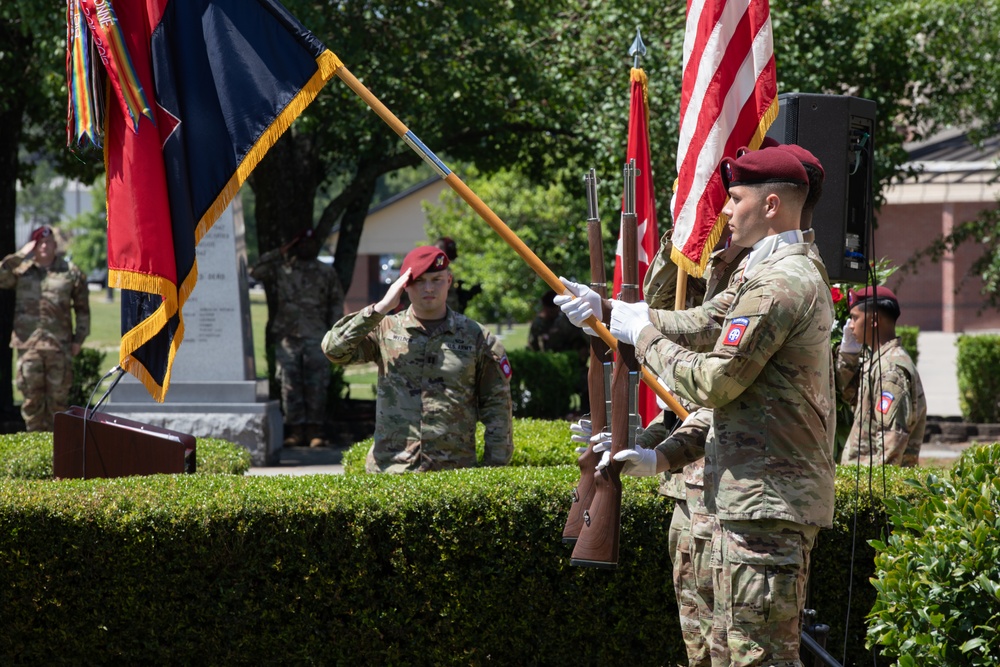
top-left (499, 354), bottom-right (512, 379)
top-left (876, 391), bottom-right (895, 414)
top-left (722, 317), bottom-right (750, 347)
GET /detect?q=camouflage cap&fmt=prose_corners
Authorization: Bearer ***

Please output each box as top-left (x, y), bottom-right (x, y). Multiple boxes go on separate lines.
top-left (721, 147), bottom-right (808, 191)
top-left (401, 245), bottom-right (449, 281)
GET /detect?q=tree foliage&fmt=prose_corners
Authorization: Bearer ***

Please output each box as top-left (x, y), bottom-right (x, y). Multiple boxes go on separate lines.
top-left (424, 167), bottom-right (593, 323)
top-left (67, 176), bottom-right (107, 276)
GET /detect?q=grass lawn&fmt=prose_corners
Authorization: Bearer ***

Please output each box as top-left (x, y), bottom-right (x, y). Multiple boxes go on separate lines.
top-left (82, 288), bottom-right (528, 401)
top-left (80, 287), bottom-right (269, 377)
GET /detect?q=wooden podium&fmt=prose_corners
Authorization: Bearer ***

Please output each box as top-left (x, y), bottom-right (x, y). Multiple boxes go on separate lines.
top-left (53, 407), bottom-right (197, 479)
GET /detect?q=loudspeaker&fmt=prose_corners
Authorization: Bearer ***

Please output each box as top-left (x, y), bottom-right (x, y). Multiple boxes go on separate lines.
top-left (765, 93), bottom-right (877, 283)
top-left (53, 407), bottom-right (196, 479)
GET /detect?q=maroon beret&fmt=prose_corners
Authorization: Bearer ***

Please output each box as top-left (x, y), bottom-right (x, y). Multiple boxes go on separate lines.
top-left (30, 226), bottom-right (54, 243)
top-left (401, 246), bottom-right (449, 281)
top-left (776, 143), bottom-right (825, 179)
top-left (736, 136), bottom-right (781, 158)
top-left (849, 285), bottom-right (898, 308)
top-left (720, 147), bottom-right (808, 191)
top-left (435, 236), bottom-right (458, 260)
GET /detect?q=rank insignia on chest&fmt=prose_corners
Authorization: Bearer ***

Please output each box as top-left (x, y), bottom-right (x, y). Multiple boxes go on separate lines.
top-left (723, 317), bottom-right (750, 346)
top-left (876, 391), bottom-right (895, 414)
top-left (499, 354), bottom-right (512, 379)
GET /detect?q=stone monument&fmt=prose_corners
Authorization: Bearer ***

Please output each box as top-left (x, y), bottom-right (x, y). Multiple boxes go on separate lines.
top-left (107, 197), bottom-right (282, 465)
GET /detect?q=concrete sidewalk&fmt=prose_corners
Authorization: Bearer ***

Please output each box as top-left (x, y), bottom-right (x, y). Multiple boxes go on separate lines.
top-left (916, 332), bottom-right (962, 418)
top-left (247, 445), bottom-right (345, 476)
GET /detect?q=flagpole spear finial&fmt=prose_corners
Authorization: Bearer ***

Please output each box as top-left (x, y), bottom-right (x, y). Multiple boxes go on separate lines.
top-left (629, 27), bottom-right (646, 69)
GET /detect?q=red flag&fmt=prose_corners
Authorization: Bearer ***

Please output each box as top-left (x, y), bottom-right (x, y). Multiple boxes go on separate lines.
top-left (670, 0), bottom-right (778, 277)
top-left (97, 0), bottom-right (339, 400)
top-left (613, 68), bottom-right (659, 426)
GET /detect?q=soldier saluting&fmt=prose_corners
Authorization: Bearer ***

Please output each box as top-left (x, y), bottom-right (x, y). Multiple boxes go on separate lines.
top-left (322, 245), bottom-right (513, 473)
top-left (0, 226), bottom-right (90, 432)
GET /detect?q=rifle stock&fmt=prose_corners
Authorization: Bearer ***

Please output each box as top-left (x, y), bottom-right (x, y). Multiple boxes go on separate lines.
top-left (570, 160), bottom-right (640, 568)
top-left (563, 169), bottom-right (612, 543)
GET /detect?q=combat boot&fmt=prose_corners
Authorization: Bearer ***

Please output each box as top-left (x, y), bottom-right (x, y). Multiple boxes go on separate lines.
top-left (283, 424), bottom-right (304, 448)
top-left (307, 424), bottom-right (329, 448)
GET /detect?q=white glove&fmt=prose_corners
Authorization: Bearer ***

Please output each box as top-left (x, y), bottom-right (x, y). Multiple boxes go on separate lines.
top-left (570, 419), bottom-right (592, 454)
top-left (840, 321), bottom-right (862, 354)
top-left (554, 277), bottom-right (603, 329)
top-left (610, 300), bottom-right (651, 346)
top-left (613, 447), bottom-right (659, 477)
top-left (591, 432), bottom-right (613, 470)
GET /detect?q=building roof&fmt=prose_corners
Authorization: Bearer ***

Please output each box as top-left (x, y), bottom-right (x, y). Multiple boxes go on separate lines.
top-left (887, 127), bottom-right (1000, 204)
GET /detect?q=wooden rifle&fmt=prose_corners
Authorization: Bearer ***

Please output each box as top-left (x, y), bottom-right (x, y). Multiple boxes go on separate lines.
top-left (562, 168), bottom-right (613, 543)
top-left (570, 159), bottom-right (641, 568)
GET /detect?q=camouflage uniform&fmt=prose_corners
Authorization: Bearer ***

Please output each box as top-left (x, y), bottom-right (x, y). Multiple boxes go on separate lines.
top-left (641, 232), bottom-right (749, 667)
top-left (837, 337), bottom-right (927, 467)
top-left (527, 311), bottom-right (586, 354)
top-left (639, 242), bottom-right (836, 666)
top-left (250, 249), bottom-right (344, 436)
top-left (322, 305), bottom-right (513, 473)
top-left (0, 251), bottom-right (89, 431)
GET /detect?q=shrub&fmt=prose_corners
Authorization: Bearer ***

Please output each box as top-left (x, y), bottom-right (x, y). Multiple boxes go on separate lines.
top-left (896, 324), bottom-right (919, 364)
top-left (341, 417), bottom-right (574, 474)
top-left (69, 347), bottom-right (107, 408)
top-left (0, 463), bottom-right (917, 666)
top-left (0, 432), bottom-right (252, 478)
top-left (506, 348), bottom-right (582, 418)
top-left (868, 443), bottom-right (1000, 664)
top-left (956, 334), bottom-right (1000, 422)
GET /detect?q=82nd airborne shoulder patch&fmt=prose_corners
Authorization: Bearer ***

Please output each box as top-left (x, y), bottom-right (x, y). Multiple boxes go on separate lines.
top-left (876, 391), bottom-right (895, 414)
top-left (723, 317), bottom-right (750, 347)
top-left (499, 354), bottom-right (512, 379)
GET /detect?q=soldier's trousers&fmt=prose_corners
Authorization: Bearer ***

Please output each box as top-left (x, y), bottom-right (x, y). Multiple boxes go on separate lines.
top-left (670, 501), bottom-right (717, 667)
top-left (711, 519), bottom-right (818, 667)
top-left (16, 347), bottom-right (71, 432)
top-left (275, 336), bottom-right (330, 426)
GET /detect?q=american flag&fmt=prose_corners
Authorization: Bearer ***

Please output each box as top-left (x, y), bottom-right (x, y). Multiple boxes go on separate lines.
top-left (669, 0), bottom-right (778, 277)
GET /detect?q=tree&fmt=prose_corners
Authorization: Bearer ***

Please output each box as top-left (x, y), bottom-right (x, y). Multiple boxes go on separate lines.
top-left (424, 167), bottom-right (594, 324)
top-left (17, 160), bottom-right (65, 230)
top-left (1, 2), bottom-right (102, 417)
top-left (67, 176), bottom-right (107, 277)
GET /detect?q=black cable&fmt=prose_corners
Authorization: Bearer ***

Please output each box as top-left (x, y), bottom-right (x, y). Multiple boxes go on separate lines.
top-left (78, 365), bottom-right (125, 477)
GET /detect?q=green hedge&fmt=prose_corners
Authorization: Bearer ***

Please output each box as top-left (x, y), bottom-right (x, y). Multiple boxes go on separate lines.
top-left (956, 334), bottom-right (1000, 422)
top-left (896, 324), bottom-right (919, 364)
top-left (341, 417), bottom-right (575, 474)
top-left (506, 348), bottom-right (583, 418)
top-left (0, 432), bottom-right (252, 479)
top-left (868, 443), bottom-right (1000, 664)
top-left (0, 459), bottom-right (922, 665)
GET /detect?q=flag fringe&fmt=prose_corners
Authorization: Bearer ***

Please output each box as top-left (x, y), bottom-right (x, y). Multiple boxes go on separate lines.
top-left (108, 268), bottom-right (183, 401)
top-left (669, 210), bottom-right (728, 279)
top-left (631, 68), bottom-right (649, 128)
top-left (746, 97), bottom-right (779, 154)
top-left (193, 49), bottom-right (343, 248)
top-left (111, 49), bottom-right (341, 401)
